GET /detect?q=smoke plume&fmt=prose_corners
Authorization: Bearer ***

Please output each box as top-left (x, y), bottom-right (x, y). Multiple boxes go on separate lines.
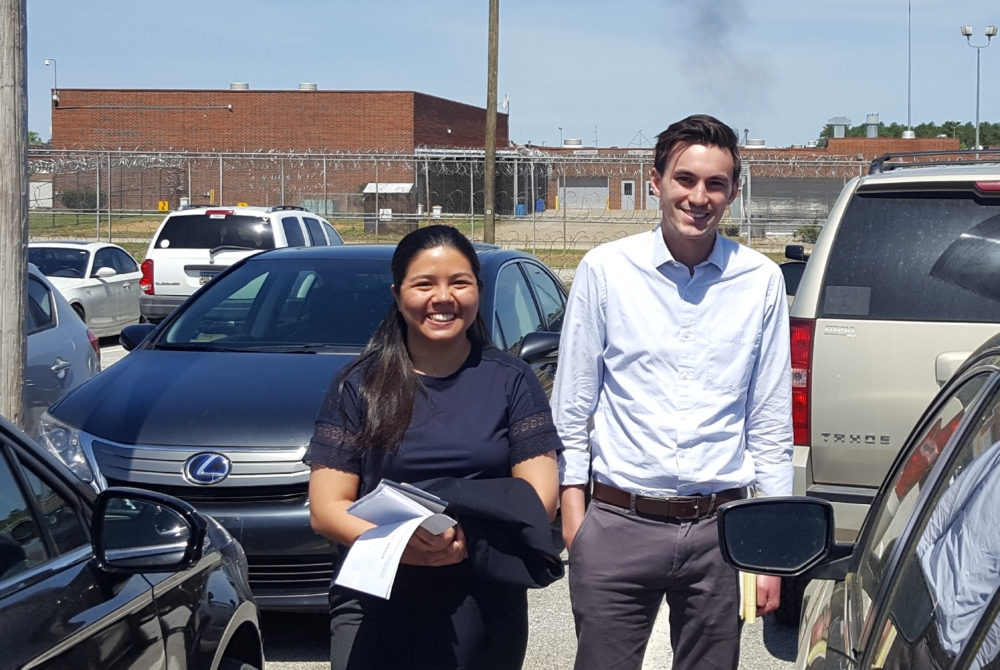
top-left (662, 0), bottom-right (773, 111)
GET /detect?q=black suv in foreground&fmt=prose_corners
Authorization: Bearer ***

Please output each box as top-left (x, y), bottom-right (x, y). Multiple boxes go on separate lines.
top-left (0, 415), bottom-right (263, 670)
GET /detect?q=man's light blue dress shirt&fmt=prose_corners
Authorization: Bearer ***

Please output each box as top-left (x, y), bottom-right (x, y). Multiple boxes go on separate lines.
top-left (553, 227), bottom-right (793, 497)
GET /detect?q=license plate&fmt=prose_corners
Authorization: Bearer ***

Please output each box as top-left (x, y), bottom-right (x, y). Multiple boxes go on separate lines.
top-left (199, 272), bottom-right (220, 284)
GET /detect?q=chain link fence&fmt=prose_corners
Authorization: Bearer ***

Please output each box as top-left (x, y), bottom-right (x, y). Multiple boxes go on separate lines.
top-left (28, 149), bottom-right (868, 270)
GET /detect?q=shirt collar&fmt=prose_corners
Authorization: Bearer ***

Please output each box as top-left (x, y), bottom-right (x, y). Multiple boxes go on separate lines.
top-left (651, 224), bottom-right (727, 272)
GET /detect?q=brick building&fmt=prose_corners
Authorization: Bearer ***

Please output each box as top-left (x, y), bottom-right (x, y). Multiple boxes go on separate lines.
top-left (537, 135), bottom-right (963, 214)
top-left (50, 88), bottom-right (508, 153)
top-left (45, 87), bottom-right (510, 214)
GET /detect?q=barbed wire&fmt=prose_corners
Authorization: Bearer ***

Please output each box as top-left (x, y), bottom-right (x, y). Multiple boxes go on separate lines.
top-left (28, 148), bottom-right (846, 267)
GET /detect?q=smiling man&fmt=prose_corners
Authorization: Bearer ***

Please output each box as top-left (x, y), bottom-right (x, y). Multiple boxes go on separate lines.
top-left (553, 115), bottom-right (793, 670)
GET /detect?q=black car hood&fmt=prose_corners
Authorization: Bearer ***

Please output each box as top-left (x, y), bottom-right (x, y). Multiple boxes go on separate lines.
top-left (51, 349), bottom-right (356, 447)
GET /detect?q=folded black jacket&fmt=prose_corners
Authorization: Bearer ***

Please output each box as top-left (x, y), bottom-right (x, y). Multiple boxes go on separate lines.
top-left (420, 476), bottom-right (564, 589)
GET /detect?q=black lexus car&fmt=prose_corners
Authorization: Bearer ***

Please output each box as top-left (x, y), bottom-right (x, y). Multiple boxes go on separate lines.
top-left (36, 244), bottom-right (566, 612)
top-left (0, 414), bottom-right (263, 670)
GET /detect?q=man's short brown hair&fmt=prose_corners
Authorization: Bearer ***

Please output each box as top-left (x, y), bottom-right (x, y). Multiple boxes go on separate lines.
top-left (654, 115), bottom-right (741, 183)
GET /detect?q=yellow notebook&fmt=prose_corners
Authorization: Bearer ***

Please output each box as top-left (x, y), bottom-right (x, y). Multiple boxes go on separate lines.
top-left (739, 571), bottom-right (757, 623)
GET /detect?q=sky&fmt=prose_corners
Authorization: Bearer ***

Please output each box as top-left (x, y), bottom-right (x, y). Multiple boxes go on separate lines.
top-left (26, 0), bottom-right (1000, 148)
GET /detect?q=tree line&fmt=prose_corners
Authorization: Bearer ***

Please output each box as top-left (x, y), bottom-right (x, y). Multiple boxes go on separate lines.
top-left (818, 120), bottom-right (1000, 149)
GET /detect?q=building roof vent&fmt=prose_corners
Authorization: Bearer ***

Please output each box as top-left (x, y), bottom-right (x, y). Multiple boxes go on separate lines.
top-left (903, 130), bottom-right (916, 139)
top-left (866, 113), bottom-right (880, 138)
top-left (298, 83), bottom-right (318, 91)
top-left (745, 139), bottom-right (766, 148)
top-left (806, 140), bottom-right (818, 148)
top-left (562, 138), bottom-right (583, 148)
top-left (828, 116), bottom-right (852, 139)
top-left (230, 82), bottom-right (250, 90)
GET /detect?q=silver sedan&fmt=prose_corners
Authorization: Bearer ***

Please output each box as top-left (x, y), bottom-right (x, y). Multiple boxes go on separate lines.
top-left (26, 263), bottom-right (100, 435)
top-left (28, 241), bottom-right (143, 337)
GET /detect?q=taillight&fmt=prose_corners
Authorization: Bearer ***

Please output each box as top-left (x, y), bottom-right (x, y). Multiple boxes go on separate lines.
top-left (140, 259), bottom-right (154, 294)
top-left (975, 181), bottom-right (1000, 192)
top-left (894, 411), bottom-right (965, 499)
top-left (790, 317), bottom-right (815, 445)
top-left (86, 329), bottom-right (101, 369)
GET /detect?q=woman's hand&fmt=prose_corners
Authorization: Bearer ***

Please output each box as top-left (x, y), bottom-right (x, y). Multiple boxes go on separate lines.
top-left (401, 523), bottom-right (467, 567)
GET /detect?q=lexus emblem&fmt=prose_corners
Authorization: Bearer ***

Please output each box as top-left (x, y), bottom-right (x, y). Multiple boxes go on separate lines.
top-left (183, 452), bottom-right (231, 485)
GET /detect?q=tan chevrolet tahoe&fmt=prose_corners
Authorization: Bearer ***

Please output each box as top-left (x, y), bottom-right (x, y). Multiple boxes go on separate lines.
top-left (782, 150), bottom-right (1000, 622)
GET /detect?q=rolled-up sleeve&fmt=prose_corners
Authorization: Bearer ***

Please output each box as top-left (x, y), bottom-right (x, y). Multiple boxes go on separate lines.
top-left (553, 254), bottom-right (606, 486)
top-left (744, 269), bottom-right (794, 497)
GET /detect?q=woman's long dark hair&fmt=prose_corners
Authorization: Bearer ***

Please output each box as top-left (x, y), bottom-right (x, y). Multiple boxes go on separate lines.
top-left (340, 225), bottom-right (491, 453)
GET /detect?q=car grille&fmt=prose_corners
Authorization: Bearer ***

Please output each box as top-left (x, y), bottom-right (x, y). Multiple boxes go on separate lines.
top-left (91, 439), bottom-right (310, 489)
top-left (104, 478), bottom-right (308, 505)
top-left (248, 555), bottom-right (335, 591)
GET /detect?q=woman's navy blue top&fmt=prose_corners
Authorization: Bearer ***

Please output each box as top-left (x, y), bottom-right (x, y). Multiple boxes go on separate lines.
top-left (304, 343), bottom-right (561, 669)
top-left (304, 343), bottom-right (561, 492)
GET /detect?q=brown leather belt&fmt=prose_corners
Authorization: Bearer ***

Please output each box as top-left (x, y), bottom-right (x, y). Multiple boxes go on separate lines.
top-left (592, 481), bottom-right (747, 520)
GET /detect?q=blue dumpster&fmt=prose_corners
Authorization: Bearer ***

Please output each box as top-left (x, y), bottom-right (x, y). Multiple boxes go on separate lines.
top-left (515, 203), bottom-right (526, 217)
top-left (535, 198), bottom-right (545, 212)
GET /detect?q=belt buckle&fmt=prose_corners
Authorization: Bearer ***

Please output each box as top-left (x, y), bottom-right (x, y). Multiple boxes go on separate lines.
top-left (668, 495), bottom-right (701, 519)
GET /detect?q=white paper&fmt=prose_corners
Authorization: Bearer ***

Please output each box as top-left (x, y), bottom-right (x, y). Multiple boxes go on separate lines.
top-left (338, 479), bottom-right (457, 599)
top-left (336, 517), bottom-right (424, 599)
top-left (416, 512), bottom-right (457, 535)
top-left (347, 480), bottom-right (451, 526)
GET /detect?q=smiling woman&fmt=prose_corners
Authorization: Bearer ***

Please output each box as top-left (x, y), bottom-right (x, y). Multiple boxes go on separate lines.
top-left (305, 225), bottom-right (561, 670)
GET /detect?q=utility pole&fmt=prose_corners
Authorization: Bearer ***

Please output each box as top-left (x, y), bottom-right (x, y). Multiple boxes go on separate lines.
top-left (0, 0), bottom-right (28, 430)
top-left (483, 0), bottom-right (499, 244)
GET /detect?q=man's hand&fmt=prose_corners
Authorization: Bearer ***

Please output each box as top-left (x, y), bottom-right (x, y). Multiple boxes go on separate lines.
top-left (560, 485), bottom-right (587, 551)
top-left (756, 574), bottom-right (781, 616)
top-left (401, 524), bottom-right (467, 567)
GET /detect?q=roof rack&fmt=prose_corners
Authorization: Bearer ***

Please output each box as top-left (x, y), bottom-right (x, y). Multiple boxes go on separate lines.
top-left (869, 149), bottom-right (1000, 175)
top-left (266, 205), bottom-right (307, 213)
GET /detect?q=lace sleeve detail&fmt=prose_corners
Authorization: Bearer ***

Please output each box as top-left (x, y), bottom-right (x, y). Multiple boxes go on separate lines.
top-left (508, 410), bottom-right (561, 467)
top-left (303, 423), bottom-right (362, 474)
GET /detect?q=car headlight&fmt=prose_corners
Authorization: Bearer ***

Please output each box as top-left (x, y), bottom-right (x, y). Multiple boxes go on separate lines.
top-left (37, 411), bottom-right (94, 483)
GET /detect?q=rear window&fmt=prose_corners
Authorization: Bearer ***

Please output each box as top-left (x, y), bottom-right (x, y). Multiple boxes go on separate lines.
top-left (154, 214), bottom-right (275, 251)
top-left (29, 247), bottom-right (89, 278)
top-left (820, 191), bottom-right (1000, 322)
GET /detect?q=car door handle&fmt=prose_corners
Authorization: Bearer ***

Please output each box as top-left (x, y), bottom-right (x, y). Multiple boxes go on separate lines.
top-left (51, 359), bottom-right (72, 378)
top-left (936, 351), bottom-right (972, 386)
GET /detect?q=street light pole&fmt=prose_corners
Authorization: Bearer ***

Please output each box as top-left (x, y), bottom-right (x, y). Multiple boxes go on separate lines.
top-left (2, 0), bottom-right (29, 429)
top-left (482, 0), bottom-right (499, 244)
top-left (961, 25), bottom-right (996, 151)
top-left (44, 57), bottom-right (56, 94)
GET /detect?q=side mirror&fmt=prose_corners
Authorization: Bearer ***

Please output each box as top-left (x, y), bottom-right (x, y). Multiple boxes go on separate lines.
top-left (779, 261), bottom-right (808, 297)
top-left (519, 331), bottom-right (560, 364)
top-left (717, 497), bottom-right (845, 577)
top-left (785, 244), bottom-right (808, 261)
top-left (120, 323), bottom-right (157, 351)
top-left (92, 487), bottom-right (207, 573)
top-left (94, 266), bottom-right (117, 279)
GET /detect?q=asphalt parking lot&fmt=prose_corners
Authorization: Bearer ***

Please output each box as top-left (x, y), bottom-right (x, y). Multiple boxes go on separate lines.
top-left (99, 339), bottom-right (798, 669)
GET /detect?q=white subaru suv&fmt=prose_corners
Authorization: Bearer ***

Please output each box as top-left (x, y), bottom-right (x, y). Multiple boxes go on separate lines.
top-left (139, 205), bottom-right (343, 322)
